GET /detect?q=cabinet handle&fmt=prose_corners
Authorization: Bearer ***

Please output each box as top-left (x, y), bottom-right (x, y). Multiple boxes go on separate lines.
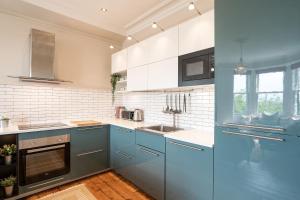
top-left (222, 123), bottom-right (285, 132)
top-left (116, 151), bottom-right (132, 159)
top-left (77, 149), bottom-right (104, 157)
top-left (29, 177), bottom-right (64, 189)
top-left (167, 141), bottom-right (204, 151)
top-left (222, 131), bottom-right (285, 142)
top-left (139, 147), bottom-right (160, 157)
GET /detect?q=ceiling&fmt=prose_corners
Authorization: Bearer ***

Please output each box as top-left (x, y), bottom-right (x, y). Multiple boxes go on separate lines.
top-left (0, 0), bottom-right (214, 43)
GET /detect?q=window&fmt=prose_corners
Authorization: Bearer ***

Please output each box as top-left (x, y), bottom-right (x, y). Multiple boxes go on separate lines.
top-left (256, 71), bottom-right (284, 114)
top-left (292, 67), bottom-right (300, 115)
top-left (233, 74), bottom-right (247, 114)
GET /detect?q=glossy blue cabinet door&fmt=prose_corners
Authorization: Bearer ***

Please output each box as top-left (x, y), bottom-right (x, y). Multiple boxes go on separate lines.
top-left (71, 126), bottom-right (109, 179)
top-left (110, 125), bottom-right (136, 182)
top-left (136, 130), bottom-right (166, 153)
top-left (166, 139), bottom-right (213, 200)
top-left (135, 145), bottom-right (165, 200)
top-left (214, 127), bottom-right (300, 200)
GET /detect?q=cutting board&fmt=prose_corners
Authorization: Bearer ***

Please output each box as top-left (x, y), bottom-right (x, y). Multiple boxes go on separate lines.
top-left (71, 120), bottom-right (102, 127)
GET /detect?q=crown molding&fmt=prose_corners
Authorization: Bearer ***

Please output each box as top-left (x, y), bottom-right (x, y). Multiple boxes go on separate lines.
top-left (126, 0), bottom-right (194, 36)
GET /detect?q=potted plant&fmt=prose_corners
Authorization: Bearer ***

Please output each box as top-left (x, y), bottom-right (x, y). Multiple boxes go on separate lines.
top-left (0, 176), bottom-right (16, 197)
top-left (0, 116), bottom-right (10, 128)
top-left (111, 73), bottom-right (121, 104)
top-left (0, 144), bottom-right (17, 165)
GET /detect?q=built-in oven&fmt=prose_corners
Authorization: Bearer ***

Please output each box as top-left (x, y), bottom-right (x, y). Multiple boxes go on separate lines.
top-left (19, 134), bottom-right (70, 186)
top-left (178, 47), bottom-right (214, 86)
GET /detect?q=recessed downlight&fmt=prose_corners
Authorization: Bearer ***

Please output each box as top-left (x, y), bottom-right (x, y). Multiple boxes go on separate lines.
top-left (188, 2), bottom-right (195, 10)
top-left (100, 8), bottom-right (108, 12)
top-left (109, 45), bottom-right (114, 49)
top-left (152, 22), bottom-right (158, 29)
top-left (127, 35), bottom-right (133, 40)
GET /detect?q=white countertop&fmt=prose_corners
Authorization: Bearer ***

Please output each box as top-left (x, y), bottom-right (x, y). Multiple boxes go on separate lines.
top-left (0, 118), bottom-right (214, 148)
top-left (165, 128), bottom-right (214, 148)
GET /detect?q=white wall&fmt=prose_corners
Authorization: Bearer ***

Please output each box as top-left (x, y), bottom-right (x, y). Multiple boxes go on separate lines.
top-left (0, 11), bottom-right (117, 89)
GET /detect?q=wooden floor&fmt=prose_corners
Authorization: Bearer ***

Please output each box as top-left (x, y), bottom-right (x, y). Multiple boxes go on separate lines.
top-left (26, 171), bottom-right (153, 200)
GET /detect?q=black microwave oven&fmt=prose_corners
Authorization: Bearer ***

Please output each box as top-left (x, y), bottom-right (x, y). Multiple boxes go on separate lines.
top-left (178, 47), bottom-right (214, 86)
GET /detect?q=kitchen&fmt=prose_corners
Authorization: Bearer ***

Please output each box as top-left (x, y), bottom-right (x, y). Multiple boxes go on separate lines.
top-left (0, 0), bottom-right (299, 200)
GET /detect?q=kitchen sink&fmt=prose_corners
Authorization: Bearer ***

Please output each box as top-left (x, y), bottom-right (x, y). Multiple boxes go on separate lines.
top-left (138, 125), bottom-right (182, 134)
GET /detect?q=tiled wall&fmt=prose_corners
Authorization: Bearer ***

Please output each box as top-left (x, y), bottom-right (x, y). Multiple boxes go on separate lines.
top-left (0, 84), bottom-right (214, 129)
top-left (121, 85), bottom-right (215, 129)
top-left (0, 84), bottom-right (120, 125)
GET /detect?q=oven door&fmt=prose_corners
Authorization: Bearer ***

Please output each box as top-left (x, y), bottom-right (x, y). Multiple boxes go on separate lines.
top-left (179, 48), bottom-right (214, 86)
top-left (19, 143), bottom-right (70, 186)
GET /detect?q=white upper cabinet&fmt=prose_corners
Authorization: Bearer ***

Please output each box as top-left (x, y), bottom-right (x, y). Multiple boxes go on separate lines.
top-left (148, 57), bottom-right (178, 90)
top-left (127, 65), bottom-right (148, 91)
top-left (146, 26), bottom-right (179, 64)
top-left (127, 41), bottom-right (149, 69)
top-left (111, 49), bottom-right (127, 74)
top-left (179, 9), bottom-right (215, 55)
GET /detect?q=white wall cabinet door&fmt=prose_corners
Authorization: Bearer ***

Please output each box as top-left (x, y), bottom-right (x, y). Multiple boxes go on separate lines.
top-left (146, 26), bottom-right (179, 63)
top-left (148, 57), bottom-right (178, 90)
top-left (111, 49), bottom-right (127, 74)
top-left (179, 10), bottom-right (214, 55)
top-left (127, 65), bottom-right (148, 91)
top-left (127, 41), bottom-right (149, 69)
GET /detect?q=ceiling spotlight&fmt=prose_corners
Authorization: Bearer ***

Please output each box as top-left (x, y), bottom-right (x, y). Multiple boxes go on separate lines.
top-left (109, 45), bottom-right (114, 49)
top-left (188, 2), bottom-right (195, 10)
top-left (100, 8), bottom-right (108, 12)
top-left (188, 2), bottom-right (201, 15)
top-left (152, 22), bottom-right (164, 31)
top-left (152, 22), bottom-right (158, 29)
top-left (127, 35), bottom-right (133, 40)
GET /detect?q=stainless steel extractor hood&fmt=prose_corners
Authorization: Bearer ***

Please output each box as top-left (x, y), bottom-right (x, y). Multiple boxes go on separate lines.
top-left (9, 29), bottom-right (71, 84)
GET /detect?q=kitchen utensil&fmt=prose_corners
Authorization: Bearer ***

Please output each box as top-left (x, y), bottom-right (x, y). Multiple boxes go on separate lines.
top-left (71, 120), bottom-right (102, 127)
top-left (170, 94), bottom-right (173, 112)
top-left (133, 109), bottom-right (144, 121)
top-left (183, 94), bottom-right (186, 113)
top-left (166, 94), bottom-right (169, 112)
top-left (175, 94), bottom-right (178, 112)
top-left (178, 94), bottom-right (182, 113)
top-left (188, 93), bottom-right (191, 113)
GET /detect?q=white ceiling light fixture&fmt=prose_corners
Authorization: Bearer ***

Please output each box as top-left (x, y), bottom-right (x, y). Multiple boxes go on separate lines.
top-left (127, 35), bottom-right (139, 43)
top-left (234, 40), bottom-right (248, 75)
top-left (152, 22), bottom-right (164, 31)
top-left (100, 8), bottom-right (108, 12)
top-left (109, 45), bottom-right (114, 49)
top-left (188, 2), bottom-right (201, 15)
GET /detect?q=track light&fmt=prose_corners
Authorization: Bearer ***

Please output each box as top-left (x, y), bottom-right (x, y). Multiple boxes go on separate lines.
top-left (188, 2), bottom-right (195, 10)
top-left (152, 22), bottom-right (164, 31)
top-left (109, 45), bottom-right (114, 49)
top-left (127, 35), bottom-right (139, 43)
top-left (188, 2), bottom-right (201, 15)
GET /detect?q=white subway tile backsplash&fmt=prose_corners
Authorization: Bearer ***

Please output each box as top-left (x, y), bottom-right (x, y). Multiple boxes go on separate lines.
top-left (0, 83), bottom-right (214, 129)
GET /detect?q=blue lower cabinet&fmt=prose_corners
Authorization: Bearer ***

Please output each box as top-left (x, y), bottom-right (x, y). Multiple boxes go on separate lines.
top-left (135, 145), bottom-right (165, 200)
top-left (70, 126), bottom-right (109, 179)
top-left (110, 125), bottom-right (136, 182)
top-left (214, 127), bottom-right (300, 200)
top-left (166, 139), bottom-right (213, 200)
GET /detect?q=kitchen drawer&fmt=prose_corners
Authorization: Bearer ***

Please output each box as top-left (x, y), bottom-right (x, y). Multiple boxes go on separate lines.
top-left (19, 128), bottom-right (71, 140)
top-left (111, 150), bottom-right (136, 183)
top-left (71, 149), bottom-right (108, 178)
top-left (110, 125), bottom-right (135, 152)
top-left (71, 126), bottom-right (108, 154)
top-left (135, 145), bottom-right (165, 200)
top-left (135, 130), bottom-right (165, 153)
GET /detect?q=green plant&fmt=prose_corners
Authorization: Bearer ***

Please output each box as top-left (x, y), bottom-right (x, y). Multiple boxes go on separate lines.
top-left (0, 144), bottom-right (17, 156)
top-left (111, 73), bottom-right (121, 104)
top-left (0, 176), bottom-right (16, 187)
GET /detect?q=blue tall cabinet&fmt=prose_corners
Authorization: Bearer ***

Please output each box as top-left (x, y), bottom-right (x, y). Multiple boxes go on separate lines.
top-left (215, 0), bottom-right (300, 199)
